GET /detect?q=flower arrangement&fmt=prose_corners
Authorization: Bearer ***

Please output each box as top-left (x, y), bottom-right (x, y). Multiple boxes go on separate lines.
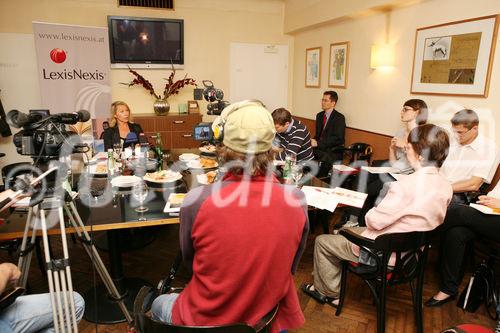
top-left (122, 65), bottom-right (197, 100)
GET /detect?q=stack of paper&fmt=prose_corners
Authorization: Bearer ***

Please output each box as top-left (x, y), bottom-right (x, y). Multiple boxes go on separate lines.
top-left (470, 203), bottom-right (500, 215)
top-left (361, 166), bottom-right (401, 174)
top-left (301, 186), bottom-right (367, 212)
top-left (163, 193), bottom-right (187, 213)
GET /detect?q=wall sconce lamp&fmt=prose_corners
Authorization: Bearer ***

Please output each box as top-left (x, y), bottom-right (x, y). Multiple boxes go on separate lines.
top-left (370, 44), bottom-right (395, 69)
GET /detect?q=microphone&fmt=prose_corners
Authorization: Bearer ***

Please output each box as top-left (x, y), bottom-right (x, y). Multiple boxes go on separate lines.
top-left (51, 110), bottom-right (91, 124)
top-left (123, 132), bottom-right (138, 147)
top-left (6, 110), bottom-right (42, 128)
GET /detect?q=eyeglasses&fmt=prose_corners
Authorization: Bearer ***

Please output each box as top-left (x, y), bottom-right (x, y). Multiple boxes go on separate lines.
top-left (452, 127), bottom-right (475, 137)
top-left (401, 106), bottom-right (415, 112)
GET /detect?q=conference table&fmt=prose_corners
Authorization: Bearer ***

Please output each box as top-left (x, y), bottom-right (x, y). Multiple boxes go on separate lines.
top-left (0, 173), bottom-right (189, 324)
top-left (0, 163), bottom-right (333, 324)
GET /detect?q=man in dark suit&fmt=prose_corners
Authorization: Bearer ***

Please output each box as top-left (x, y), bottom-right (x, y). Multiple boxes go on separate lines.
top-left (311, 91), bottom-right (346, 177)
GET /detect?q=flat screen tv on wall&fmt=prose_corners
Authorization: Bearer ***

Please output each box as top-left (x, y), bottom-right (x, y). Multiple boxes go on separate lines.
top-left (107, 16), bottom-right (184, 69)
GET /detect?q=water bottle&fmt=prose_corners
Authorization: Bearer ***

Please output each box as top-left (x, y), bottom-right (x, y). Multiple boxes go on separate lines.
top-left (107, 149), bottom-right (115, 177)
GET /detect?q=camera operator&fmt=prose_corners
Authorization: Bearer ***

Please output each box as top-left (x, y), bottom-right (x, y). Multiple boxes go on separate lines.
top-left (0, 190), bottom-right (85, 333)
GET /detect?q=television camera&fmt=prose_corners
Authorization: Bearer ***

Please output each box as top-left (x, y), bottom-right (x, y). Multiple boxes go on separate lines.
top-left (7, 109), bottom-right (90, 161)
top-left (202, 80), bottom-right (229, 115)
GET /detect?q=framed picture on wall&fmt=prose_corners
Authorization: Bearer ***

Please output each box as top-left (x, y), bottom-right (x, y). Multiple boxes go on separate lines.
top-left (328, 41), bottom-right (350, 88)
top-left (410, 15), bottom-right (499, 97)
top-left (305, 47), bottom-right (321, 87)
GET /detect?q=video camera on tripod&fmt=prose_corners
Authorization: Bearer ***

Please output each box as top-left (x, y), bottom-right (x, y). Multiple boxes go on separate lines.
top-left (202, 80), bottom-right (229, 115)
top-left (7, 109), bottom-right (90, 161)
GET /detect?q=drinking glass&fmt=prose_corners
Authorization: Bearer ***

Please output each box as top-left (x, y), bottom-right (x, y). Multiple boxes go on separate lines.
top-left (291, 164), bottom-right (303, 187)
top-left (132, 181), bottom-right (149, 214)
top-left (113, 143), bottom-right (122, 162)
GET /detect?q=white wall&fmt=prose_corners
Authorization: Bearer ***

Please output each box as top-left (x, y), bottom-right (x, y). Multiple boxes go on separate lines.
top-left (290, 0), bottom-right (500, 143)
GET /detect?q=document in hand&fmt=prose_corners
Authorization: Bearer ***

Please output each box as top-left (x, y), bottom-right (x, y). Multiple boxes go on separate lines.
top-left (301, 186), bottom-right (368, 212)
top-left (469, 203), bottom-right (500, 215)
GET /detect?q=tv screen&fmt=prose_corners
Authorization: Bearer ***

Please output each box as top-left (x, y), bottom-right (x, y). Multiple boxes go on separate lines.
top-left (108, 16), bottom-right (184, 68)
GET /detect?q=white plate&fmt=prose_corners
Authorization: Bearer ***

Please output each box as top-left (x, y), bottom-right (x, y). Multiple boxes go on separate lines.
top-left (196, 171), bottom-right (217, 185)
top-left (179, 153), bottom-right (200, 162)
top-left (110, 175), bottom-right (142, 188)
top-left (187, 159), bottom-right (219, 170)
top-left (143, 170), bottom-right (182, 183)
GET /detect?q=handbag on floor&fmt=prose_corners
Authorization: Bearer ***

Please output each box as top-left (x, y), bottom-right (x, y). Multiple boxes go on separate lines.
top-left (457, 260), bottom-right (498, 320)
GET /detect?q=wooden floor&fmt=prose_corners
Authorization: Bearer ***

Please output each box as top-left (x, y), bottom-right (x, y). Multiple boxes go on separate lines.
top-left (1, 208), bottom-right (496, 333)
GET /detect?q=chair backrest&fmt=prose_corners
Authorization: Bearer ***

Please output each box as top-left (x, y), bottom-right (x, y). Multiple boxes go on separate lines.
top-left (140, 305), bottom-right (279, 333)
top-left (133, 286), bottom-right (279, 333)
top-left (373, 231), bottom-right (430, 285)
top-left (373, 231), bottom-right (428, 253)
top-left (346, 142), bottom-right (373, 165)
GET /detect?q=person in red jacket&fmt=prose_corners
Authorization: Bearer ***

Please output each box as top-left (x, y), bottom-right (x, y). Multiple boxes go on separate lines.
top-left (151, 100), bottom-right (309, 333)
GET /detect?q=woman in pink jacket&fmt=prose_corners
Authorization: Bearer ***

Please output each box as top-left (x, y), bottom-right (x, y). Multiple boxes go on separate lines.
top-left (303, 124), bottom-right (453, 306)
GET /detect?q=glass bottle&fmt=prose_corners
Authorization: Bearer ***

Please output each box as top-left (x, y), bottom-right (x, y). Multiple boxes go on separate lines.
top-left (107, 148), bottom-right (115, 177)
top-left (155, 132), bottom-right (164, 171)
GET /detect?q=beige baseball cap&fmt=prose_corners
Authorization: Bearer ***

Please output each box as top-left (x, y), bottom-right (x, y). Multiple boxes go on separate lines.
top-left (212, 100), bottom-right (276, 154)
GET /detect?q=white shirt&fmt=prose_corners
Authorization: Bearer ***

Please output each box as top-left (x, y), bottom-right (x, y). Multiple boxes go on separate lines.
top-left (440, 134), bottom-right (498, 184)
top-left (487, 182), bottom-right (500, 199)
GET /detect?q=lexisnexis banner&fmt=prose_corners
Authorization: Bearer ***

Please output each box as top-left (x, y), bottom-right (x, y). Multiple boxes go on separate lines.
top-left (33, 22), bottom-right (111, 118)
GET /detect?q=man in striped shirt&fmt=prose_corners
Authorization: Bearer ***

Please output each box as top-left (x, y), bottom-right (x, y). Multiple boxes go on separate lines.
top-left (272, 108), bottom-right (314, 163)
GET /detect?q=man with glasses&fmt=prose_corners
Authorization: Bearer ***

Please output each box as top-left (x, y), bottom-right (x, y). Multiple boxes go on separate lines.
top-left (439, 109), bottom-right (498, 203)
top-left (311, 91), bottom-right (346, 177)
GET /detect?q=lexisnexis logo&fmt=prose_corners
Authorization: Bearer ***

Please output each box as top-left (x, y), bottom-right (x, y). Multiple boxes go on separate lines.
top-left (44, 48), bottom-right (105, 80)
top-left (50, 48), bottom-right (66, 63)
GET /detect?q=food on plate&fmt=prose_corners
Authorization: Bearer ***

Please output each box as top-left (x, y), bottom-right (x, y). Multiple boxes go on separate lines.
top-left (95, 164), bottom-right (108, 173)
top-left (144, 170), bottom-right (181, 182)
top-left (200, 158), bottom-right (218, 168)
top-left (199, 144), bottom-right (217, 153)
top-left (206, 171), bottom-right (217, 184)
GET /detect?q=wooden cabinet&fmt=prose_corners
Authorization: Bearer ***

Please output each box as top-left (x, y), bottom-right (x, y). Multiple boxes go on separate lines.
top-left (134, 113), bottom-right (202, 149)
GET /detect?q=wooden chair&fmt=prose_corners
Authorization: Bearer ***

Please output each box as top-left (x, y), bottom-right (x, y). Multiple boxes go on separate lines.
top-left (133, 286), bottom-right (279, 333)
top-left (336, 229), bottom-right (431, 333)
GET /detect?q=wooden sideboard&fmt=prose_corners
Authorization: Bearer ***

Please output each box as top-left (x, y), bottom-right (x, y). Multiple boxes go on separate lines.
top-left (134, 113), bottom-right (203, 149)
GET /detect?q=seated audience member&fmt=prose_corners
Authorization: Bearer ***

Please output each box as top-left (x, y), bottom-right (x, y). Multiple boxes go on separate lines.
top-left (103, 101), bottom-right (144, 150)
top-left (0, 265), bottom-right (85, 333)
top-left (0, 190), bottom-right (85, 332)
top-left (389, 99), bottom-right (428, 172)
top-left (426, 180), bottom-right (500, 307)
top-left (302, 124), bottom-right (452, 306)
top-left (151, 100), bottom-right (309, 332)
top-left (347, 99), bottom-right (429, 227)
top-left (311, 91), bottom-right (346, 177)
top-left (271, 108), bottom-right (314, 163)
top-left (439, 109), bottom-right (498, 203)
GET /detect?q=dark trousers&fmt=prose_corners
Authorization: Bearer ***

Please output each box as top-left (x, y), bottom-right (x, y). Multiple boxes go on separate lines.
top-left (437, 204), bottom-right (500, 296)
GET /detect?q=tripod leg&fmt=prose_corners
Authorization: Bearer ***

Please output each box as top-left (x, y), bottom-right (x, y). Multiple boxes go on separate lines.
top-left (39, 208), bottom-right (62, 333)
top-left (64, 202), bottom-right (133, 324)
top-left (17, 207), bottom-right (37, 288)
top-left (57, 207), bottom-right (78, 332)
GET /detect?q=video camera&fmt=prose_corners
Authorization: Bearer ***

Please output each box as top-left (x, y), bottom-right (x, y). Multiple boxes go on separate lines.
top-left (8, 109), bottom-right (90, 161)
top-left (202, 80), bottom-right (230, 115)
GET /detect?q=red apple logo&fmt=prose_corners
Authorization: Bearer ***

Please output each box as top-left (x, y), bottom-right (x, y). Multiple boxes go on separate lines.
top-left (50, 48), bottom-right (66, 64)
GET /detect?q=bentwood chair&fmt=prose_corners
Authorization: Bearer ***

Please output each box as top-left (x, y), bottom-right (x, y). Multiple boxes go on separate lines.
top-left (133, 286), bottom-right (279, 333)
top-left (335, 229), bottom-right (431, 333)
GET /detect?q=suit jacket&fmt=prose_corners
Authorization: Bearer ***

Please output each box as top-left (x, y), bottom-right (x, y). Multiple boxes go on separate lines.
top-left (314, 109), bottom-right (346, 151)
top-left (103, 122), bottom-right (143, 150)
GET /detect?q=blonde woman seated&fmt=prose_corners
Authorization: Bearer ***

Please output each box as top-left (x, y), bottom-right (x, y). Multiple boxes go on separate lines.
top-left (302, 124), bottom-right (453, 306)
top-left (103, 101), bottom-right (144, 150)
